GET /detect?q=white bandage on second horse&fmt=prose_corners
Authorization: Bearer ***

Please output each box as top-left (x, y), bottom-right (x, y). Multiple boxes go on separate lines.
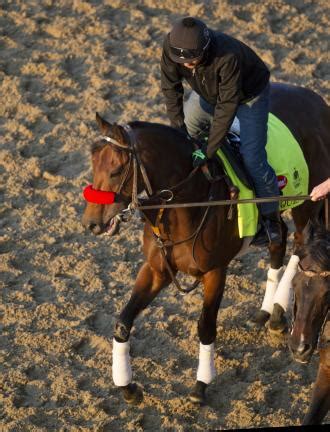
top-left (196, 342), bottom-right (216, 384)
top-left (261, 266), bottom-right (284, 314)
top-left (272, 254), bottom-right (300, 312)
top-left (112, 338), bottom-right (132, 387)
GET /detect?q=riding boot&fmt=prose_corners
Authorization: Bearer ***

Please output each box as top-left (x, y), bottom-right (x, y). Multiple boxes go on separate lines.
top-left (263, 211), bottom-right (283, 244)
top-left (252, 211), bottom-right (282, 247)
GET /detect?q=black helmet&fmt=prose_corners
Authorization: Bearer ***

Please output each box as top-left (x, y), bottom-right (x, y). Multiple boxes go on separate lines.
top-left (169, 17), bottom-right (210, 64)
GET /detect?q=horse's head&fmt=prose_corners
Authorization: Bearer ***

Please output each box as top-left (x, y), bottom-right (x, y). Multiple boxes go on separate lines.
top-left (289, 220), bottom-right (330, 363)
top-left (82, 113), bottom-right (135, 235)
top-left (82, 113), bottom-right (197, 236)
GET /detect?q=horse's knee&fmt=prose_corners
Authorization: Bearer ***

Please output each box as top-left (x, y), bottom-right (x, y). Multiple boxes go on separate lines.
top-left (198, 312), bottom-right (216, 345)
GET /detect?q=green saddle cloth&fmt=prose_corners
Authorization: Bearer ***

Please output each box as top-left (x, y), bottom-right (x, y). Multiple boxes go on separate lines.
top-left (216, 112), bottom-right (309, 238)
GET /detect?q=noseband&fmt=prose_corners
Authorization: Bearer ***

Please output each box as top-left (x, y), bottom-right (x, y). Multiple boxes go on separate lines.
top-left (291, 262), bottom-right (330, 344)
top-left (298, 262), bottom-right (330, 278)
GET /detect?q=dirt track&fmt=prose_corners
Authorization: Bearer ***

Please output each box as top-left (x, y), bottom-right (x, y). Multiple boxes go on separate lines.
top-left (0, 1), bottom-right (329, 430)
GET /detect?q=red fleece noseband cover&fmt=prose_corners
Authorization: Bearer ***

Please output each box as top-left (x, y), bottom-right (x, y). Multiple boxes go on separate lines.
top-left (83, 184), bottom-right (116, 204)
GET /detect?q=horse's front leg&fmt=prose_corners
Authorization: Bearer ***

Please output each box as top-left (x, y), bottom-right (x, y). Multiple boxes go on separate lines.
top-left (112, 261), bottom-right (170, 404)
top-left (189, 267), bottom-right (226, 404)
top-left (303, 350), bottom-right (330, 425)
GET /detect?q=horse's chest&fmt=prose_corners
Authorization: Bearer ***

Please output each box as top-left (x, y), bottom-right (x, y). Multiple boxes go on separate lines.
top-left (172, 244), bottom-right (204, 277)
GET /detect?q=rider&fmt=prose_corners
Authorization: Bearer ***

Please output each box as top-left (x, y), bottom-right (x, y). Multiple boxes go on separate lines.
top-left (160, 16), bottom-right (282, 244)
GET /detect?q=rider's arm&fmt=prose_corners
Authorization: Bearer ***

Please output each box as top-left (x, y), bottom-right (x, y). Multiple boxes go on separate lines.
top-left (160, 36), bottom-right (185, 129)
top-left (206, 54), bottom-right (241, 158)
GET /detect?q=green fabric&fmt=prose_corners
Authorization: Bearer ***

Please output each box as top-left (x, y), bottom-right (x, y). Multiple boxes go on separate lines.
top-left (216, 112), bottom-right (309, 238)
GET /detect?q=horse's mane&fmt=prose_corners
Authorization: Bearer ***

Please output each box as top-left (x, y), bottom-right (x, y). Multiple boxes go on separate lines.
top-left (128, 121), bottom-right (194, 154)
top-left (302, 220), bottom-right (330, 271)
top-left (91, 121), bottom-right (193, 156)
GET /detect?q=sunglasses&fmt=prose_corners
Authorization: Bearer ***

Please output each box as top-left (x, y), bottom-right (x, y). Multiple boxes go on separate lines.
top-left (170, 38), bottom-right (210, 60)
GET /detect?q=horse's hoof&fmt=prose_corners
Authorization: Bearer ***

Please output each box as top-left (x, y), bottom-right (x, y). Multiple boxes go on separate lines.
top-left (121, 383), bottom-right (143, 405)
top-left (246, 310), bottom-right (270, 328)
top-left (189, 381), bottom-right (207, 405)
top-left (268, 303), bottom-right (287, 334)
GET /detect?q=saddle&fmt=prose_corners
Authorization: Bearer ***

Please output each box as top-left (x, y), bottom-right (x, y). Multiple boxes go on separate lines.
top-left (199, 131), bottom-right (254, 193)
top-left (218, 132), bottom-right (254, 190)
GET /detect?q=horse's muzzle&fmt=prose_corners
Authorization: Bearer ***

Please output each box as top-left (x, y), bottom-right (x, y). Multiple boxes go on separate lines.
top-left (82, 214), bottom-right (122, 236)
top-left (89, 223), bottom-right (104, 235)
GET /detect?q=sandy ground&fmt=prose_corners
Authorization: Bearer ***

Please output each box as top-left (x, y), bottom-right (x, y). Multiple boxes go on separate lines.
top-left (0, 0), bottom-right (329, 430)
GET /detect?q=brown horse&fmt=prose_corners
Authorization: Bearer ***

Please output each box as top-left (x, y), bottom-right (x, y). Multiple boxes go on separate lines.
top-left (289, 220), bottom-right (330, 425)
top-left (82, 83), bottom-right (329, 404)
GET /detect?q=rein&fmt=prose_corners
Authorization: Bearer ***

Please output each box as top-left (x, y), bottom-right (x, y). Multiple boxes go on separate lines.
top-left (95, 125), bottom-right (216, 294)
top-left (136, 194), bottom-right (313, 210)
top-left (85, 125), bottom-right (329, 295)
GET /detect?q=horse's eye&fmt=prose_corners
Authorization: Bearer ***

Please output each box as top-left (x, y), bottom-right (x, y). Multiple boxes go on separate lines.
top-left (110, 169), bottom-right (122, 178)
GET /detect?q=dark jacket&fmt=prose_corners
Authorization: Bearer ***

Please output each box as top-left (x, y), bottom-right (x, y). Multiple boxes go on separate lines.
top-left (161, 30), bottom-right (270, 157)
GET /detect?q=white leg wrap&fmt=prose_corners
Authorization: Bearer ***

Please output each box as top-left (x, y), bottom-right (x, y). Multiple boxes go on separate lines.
top-left (272, 254), bottom-right (300, 312)
top-left (196, 342), bottom-right (216, 384)
top-left (112, 338), bottom-right (132, 387)
top-left (261, 266), bottom-right (284, 314)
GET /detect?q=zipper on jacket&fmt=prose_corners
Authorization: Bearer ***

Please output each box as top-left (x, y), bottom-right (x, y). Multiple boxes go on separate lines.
top-left (192, 66), bottom-right (206, 86)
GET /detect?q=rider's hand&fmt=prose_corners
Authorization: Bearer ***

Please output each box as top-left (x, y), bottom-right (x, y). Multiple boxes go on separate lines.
top-left (192, 148), bottom-right (208, 168)
top-left (310, 178), bottom-right (330, 201)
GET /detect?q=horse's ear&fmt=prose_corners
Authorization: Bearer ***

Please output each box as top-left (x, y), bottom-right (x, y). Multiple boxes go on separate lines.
top-left (96, 112), bottom-right (112, 135)
top-left (303, 219), bottom-right (315, 245)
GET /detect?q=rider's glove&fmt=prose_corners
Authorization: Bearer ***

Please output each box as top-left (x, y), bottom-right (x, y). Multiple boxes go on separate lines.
top-left (192, 148), bottom-right (208, 168)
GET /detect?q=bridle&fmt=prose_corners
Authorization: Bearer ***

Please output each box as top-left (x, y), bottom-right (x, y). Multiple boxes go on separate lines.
top-left (98, 128), bottom-right (153, 205)
top-left (98, 126), bottom-right (202, 207)
top-left (291, 261), bottom-right (330, 346)
top-left (92, 124), bottom-right (222, 294)
top-left (297, 261), bottom-right (330, 278)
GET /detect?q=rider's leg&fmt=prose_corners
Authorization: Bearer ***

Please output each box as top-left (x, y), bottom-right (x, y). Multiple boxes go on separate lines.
top-left (236, 83), bottom-right (282, 245)
top-left (183, 90), bottom-right (214, 138)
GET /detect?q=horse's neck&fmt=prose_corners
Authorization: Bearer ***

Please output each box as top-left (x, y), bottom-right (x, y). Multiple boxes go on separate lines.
top-left (137, 125), bottom-right (230, 222)
top-left (144, 148), bottom-right (210, 202)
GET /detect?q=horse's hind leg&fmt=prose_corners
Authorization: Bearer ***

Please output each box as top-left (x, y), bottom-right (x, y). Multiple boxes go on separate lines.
top-left (303, 352), bottom-right (330, 425)
top-left (189, 267), bottom-right (226, 404)
top-left (113, 262), bottom-right (170, 404)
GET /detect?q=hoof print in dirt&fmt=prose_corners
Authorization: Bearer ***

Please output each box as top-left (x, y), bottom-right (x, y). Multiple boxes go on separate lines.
top-left (121, 383), bottom-right (143, 405)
